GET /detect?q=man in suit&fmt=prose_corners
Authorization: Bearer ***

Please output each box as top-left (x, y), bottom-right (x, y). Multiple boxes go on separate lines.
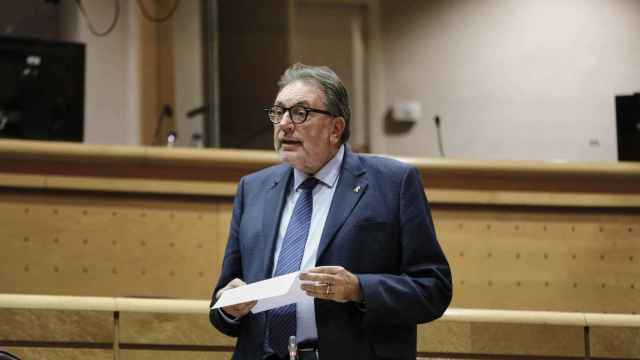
top-left (210, 63), bottom-right (452, 360)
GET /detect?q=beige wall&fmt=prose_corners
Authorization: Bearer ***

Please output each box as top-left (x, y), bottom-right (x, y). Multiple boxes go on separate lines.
top-left (374, 0), bottom-right (640, 161)
top-left (53, 0), bottom-right (640, 161)
top-left (292, 2), bottom-right (369, 150)
top-left (58, 0), bottom-right (141, 145)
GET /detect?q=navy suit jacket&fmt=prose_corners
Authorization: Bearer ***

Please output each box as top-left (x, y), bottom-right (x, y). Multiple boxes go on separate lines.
top-left (210, 148), bottom-right (452, 360)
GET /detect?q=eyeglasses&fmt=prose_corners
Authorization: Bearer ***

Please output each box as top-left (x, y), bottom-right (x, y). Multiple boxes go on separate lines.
top-left (264, 104), bottom-right (335, 124)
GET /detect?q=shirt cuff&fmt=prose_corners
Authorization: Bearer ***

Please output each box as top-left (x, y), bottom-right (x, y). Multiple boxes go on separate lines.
top-left (218, 308), bottom-right (241, 324)
top-left (354, 277), bottom-right (368, 312)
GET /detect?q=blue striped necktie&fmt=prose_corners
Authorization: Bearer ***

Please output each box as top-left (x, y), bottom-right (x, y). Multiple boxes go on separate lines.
top-left (268, 177), bottom-right (319, 357)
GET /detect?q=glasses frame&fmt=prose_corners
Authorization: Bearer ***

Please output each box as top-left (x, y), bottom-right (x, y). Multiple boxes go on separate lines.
top-left (264, 104), bottom-right (335, 124)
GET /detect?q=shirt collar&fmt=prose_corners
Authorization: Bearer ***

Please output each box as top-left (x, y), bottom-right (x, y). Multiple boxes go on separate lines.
top-left (293, 144), bottom-right (344, 190)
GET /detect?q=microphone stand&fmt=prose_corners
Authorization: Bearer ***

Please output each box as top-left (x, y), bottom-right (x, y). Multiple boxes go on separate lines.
top-left (434, 115), bottom-right (445, 157)
top-left (152, 105), bottom-right (175, 146)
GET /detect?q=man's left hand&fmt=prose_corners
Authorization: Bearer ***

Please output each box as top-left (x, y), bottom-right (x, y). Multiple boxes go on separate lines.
top-left (300, 266), bottom-right (363, 303)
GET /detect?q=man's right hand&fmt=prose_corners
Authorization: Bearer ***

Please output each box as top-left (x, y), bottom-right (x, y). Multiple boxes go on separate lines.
top-left (216, 278), bottom-right (257, 319)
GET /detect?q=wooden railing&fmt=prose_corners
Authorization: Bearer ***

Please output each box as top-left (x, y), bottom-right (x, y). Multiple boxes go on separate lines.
top-left (2, 294), bottom-right (639, 327)
top-left (1, 294), bottom-right (639, 359)
top-left (2, 139), bottom-right (640, 207)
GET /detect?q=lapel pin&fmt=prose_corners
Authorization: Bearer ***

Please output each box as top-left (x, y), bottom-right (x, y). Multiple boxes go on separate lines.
top-left (353, 185), bottom-right (361, 193)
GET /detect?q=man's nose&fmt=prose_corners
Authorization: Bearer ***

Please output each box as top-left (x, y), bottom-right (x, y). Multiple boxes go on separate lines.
top-left (279, 110), bottom-right (295, 128)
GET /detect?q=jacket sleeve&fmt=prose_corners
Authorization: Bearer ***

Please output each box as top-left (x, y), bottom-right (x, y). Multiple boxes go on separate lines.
top-left (209, 177), bottom-right (246, 337)
top-left (357, 166), bottom-right (452, 327)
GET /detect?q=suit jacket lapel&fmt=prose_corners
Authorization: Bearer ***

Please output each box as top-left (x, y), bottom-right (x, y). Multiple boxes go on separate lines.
top-left (317, 148), bottom-right (367, 261)
top-left (261, 166), bottom-right (292, 279)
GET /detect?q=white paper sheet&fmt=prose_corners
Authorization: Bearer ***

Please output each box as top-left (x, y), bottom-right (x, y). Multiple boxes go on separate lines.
top-left (211, 272), bottom-right (309, 313)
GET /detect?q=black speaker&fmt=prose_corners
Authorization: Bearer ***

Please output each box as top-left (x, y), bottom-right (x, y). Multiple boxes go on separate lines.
top-left (616, 93), bottom-right (640, 161)
top-left (0, 36), bottom-right (85, 142)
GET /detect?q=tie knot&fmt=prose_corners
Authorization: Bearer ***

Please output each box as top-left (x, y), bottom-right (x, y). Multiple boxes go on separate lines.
top-left (299, 177), bottom-right (319, 191)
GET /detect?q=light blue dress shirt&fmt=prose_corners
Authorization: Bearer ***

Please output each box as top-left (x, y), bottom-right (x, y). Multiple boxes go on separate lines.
top-left (219, 145), bottom-right (344, 342)
top-left (271, 144), bottom-right (344, 342)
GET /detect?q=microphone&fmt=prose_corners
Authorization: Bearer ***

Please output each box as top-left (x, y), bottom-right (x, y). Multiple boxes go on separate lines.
top-left (0, 111), bottom-right (9, 131)
top-left (288, 335), bottom-right (297, 360)
top-left (152, 105), bottom-right (174, 146)
top-left (0, 110), bottom-right (20, 130)
top-left (186, 105), bottom-right (208, 118)
top-left (434, 115), bottom-right (445, 157)
top-left (162, 104), bottom-right (173, 118)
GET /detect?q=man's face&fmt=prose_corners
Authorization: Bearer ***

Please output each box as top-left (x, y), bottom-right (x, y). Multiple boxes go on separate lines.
top-left (273, 80), bottom-right (344, 174)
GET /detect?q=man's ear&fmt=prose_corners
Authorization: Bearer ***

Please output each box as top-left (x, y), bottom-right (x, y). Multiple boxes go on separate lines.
top-left (331, 117), bottom-right (346, 144)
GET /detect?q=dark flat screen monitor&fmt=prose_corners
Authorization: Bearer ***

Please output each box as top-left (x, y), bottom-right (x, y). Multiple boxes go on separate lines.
top-left (0, 36), bottom-right (85, 142)
top-left (616, 93), bottom-right (640, 161)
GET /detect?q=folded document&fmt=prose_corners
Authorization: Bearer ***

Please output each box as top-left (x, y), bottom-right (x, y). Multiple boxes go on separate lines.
top-left (211, 272), bottom-right (309, 313)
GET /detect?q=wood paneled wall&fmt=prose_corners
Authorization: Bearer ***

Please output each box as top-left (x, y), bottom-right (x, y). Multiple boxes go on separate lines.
top-left (138, 0), bottom-right (176, 145)
top-left (1, 140), bottom-right (639, 359)
top-left (0, 191), bottom-right (224, 298)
